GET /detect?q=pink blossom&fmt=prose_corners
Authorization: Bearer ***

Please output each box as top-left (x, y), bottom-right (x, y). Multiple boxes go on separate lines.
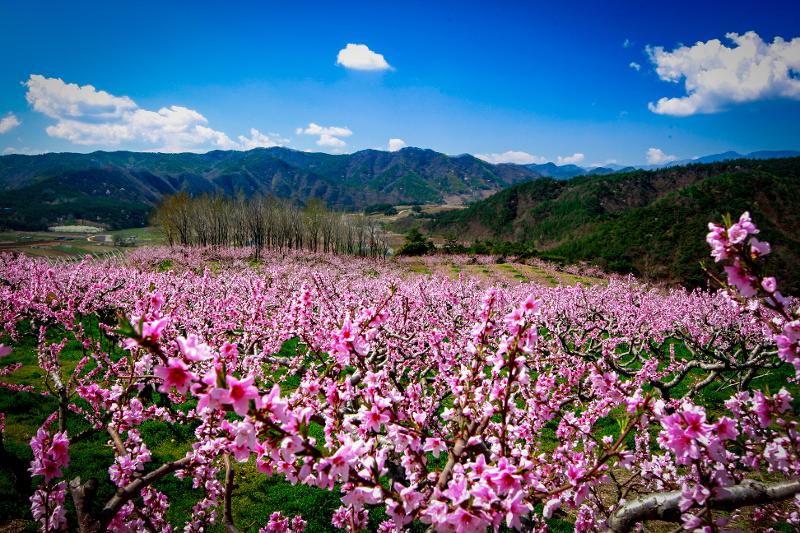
top-left (177, 334), bottom-right (214, 362)
top-left (29, 428), bottom-right (70, 483)
top-left (706, 223), bottom-right (729, 262)
top-left (714, 417), bottom-right (739, 441)
top-left (154, 358), bottom-right (196, 394)
top-left (361, 404), bottom-right (390, 432)
top-left (192, 368), bottom-right (223, 412)
top-left (504, 490), bottom-right (530, 529)
top-left (341, 486), bottom-right (382, 509)
top-left (422, 437), bottom-right (447, 458)
top-left (449, 507), bottom-right (488, 533)
top-left (727, 211), bottom-right (758, 245)
top-left (543, 498), bottom-right (561, 519)
top-left (723, 258), bottom-right (758, 297)
top-left (775, 320), bottom-right (800, 371)
top-left (230, 421), bottom-right (257, 461)
top-left (761, 276), bottom-right (777, 293)
top-left (149, 292), bottom-right (164, 312)
top-left (750, 237), bottom-right (771, 258)
top-left (214, 375), bottom-right (259, 416)
top-left (659, 403), bottom-right (712, 464)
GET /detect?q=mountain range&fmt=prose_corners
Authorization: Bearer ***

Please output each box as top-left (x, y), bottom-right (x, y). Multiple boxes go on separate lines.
top-left (0, 146), bottom-right (798, 231)
top-left (525, 150), bottom-right (800, 179)
top-left (0, 147), bottom-right (539, 229)
top-left (429, 157), bottom-right (800, 291)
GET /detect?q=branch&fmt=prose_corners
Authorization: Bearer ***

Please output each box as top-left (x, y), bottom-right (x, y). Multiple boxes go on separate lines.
top-left (70, 455), bottom-right (194, 533)
top-left (69, 477), bottom-right (100, 533)
top-left (223, 454), bottom-right (240, 533)
top-left (607, 479), bottom-right (800, 532)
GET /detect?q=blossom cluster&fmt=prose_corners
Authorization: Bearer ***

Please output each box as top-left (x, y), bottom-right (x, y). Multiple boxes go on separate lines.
top-left (0, 211), bottom-right (796, 531)
top-left (28, 426), bottom-right (70, 531)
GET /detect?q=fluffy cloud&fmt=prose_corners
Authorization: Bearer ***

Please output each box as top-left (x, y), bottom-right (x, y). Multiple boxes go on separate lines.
top-left (0, 113), bottom-right (21, 134)
top-left (23, 75), bottom-right (283, 152)
top-left (317, 134), bottom-right (346, 148)
top-left (556, 153), bottom-right (585, 165)
top-left (475, 150), bottom-right (546, 165)
top-left (647, 31), bottom-right (800, 116)
top-left (25, 75), bottom-right (135, 120)
top-left (388, 138), bottom-right (407, 152)
top-left (646, 147), bottom-right (678, 165)
top-left (238, 128), bottom-right (289, 150)
top-left (623, 38), bottom-right (632, 48)
top-left (629, 62), bottom-right (641, 71)
top-left (296, 122), bottom-right (352, 148)
top-left (0, 113), bottom-right (20, 134)
top-left (336, 43), bottom-right (392, 71)
top-left (296, 123), bottom-right (352, 137)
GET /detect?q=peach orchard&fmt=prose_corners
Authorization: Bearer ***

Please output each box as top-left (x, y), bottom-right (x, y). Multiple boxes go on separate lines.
top-left (1, 213), bottom-right (798, 532)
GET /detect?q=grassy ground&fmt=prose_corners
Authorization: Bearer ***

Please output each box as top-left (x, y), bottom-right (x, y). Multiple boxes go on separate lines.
top-left (0, 257), bottom-right (789, 531)
top-left (0, 227), bottom-right (163, 259)
top-left (0, 307), bottom-right (580, 532)
top-left (4, 330), bottom-right (788, 532)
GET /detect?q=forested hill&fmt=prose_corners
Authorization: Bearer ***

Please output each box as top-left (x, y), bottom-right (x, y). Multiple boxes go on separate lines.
top-left (430, 157), bottom-right (800, 291)
top-left (0, 147), bottom-right (540, 230)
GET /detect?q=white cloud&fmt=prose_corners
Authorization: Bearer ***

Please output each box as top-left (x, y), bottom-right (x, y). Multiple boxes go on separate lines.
top-left (238, 128), bottom-right (289, 150)
top-left (296, 122), bottom-right (352, 148)
top-left (623, 38), bottom-right (632, 48)
top-left (388, 138), bottom-right (407, 152)
top-left (336, 43), bottom-right (392, 71)
top-left (25, 75), bottom-right (136, 120)
top-left (556, 153), bottom-right (585, 165)
top-left (24, 75), bottom-right (243, 151)
top-left (296, 123), bottom-right (353, 137)
top-left (475, 150), bottom-right (546, 165)
top-left (629, 61), bottom-right (641, 71)
top-left (646, 147), bottom-right (678, 165)
top-left (317, 134), bottom-right (347, 148)
top-left (0, 113), bottom-right (21, 134)
top-left (647, 31), bottom-right (800, 116)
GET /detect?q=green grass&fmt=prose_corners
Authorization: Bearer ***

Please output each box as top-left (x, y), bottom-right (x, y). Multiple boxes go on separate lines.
top-left (2, 313), bottom-right (798, 531)
top-left (407, 261), bottom-right (432, 275)
top-left (108, 226), bottom-right (165, 246)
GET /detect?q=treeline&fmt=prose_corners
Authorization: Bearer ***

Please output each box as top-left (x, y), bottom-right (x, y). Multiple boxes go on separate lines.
top-left (152, 193), bottom-right (389, 258)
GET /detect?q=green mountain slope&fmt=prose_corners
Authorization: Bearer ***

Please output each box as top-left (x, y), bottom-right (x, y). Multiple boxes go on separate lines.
top-left (430, 158), bottom-right (800, 290)
top-left (0, 147), bottom-right (541, 230)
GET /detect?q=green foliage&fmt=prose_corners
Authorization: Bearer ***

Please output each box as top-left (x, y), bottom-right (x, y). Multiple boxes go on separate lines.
top-left (441, 239), bottom-right (537, 259)
top-left (0, 147), bottom-right (542, 229)
top-left (363, 203), bottom-right (398, 216)
top-left (0, 180), bottom-right (152, 230)
top-left (396, 228), bottom-right (435, 256)
top-left (431, 158), bottom-right (800, 291)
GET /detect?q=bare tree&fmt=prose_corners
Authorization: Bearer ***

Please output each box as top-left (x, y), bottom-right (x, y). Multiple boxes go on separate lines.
top-left (152, 193), bottom-right (389, 258)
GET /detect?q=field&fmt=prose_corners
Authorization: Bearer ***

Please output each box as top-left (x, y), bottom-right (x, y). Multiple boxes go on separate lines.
top-left (1, 215), bottom-right (799, 533)
top-left (0, 227), bottom-right (164, 259)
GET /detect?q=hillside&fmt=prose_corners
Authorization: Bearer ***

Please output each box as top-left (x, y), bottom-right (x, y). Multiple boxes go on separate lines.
top-left (430, 157), bottom-right (800, 291)
top-left (0, 147), bottom-right (540, 230)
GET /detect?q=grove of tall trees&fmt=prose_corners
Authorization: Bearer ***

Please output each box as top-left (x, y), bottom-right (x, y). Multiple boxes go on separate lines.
top-left (151, 193), bottom-right (390, 258)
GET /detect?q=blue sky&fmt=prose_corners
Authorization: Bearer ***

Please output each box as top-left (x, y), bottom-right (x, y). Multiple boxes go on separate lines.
top-left (1, 0), bottom-right (799, 165)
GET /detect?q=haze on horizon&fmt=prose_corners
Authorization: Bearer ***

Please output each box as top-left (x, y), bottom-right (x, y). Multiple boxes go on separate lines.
top-left (1, 0), bottom-right (799, 166)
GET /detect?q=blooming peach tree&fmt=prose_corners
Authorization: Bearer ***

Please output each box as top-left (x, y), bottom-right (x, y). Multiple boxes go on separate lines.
top-left (0, 212), bottom-right (797, 532)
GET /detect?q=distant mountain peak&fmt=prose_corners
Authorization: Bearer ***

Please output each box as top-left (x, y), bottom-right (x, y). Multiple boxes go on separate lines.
top-left (0, 146), bottom-right (542, 230)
